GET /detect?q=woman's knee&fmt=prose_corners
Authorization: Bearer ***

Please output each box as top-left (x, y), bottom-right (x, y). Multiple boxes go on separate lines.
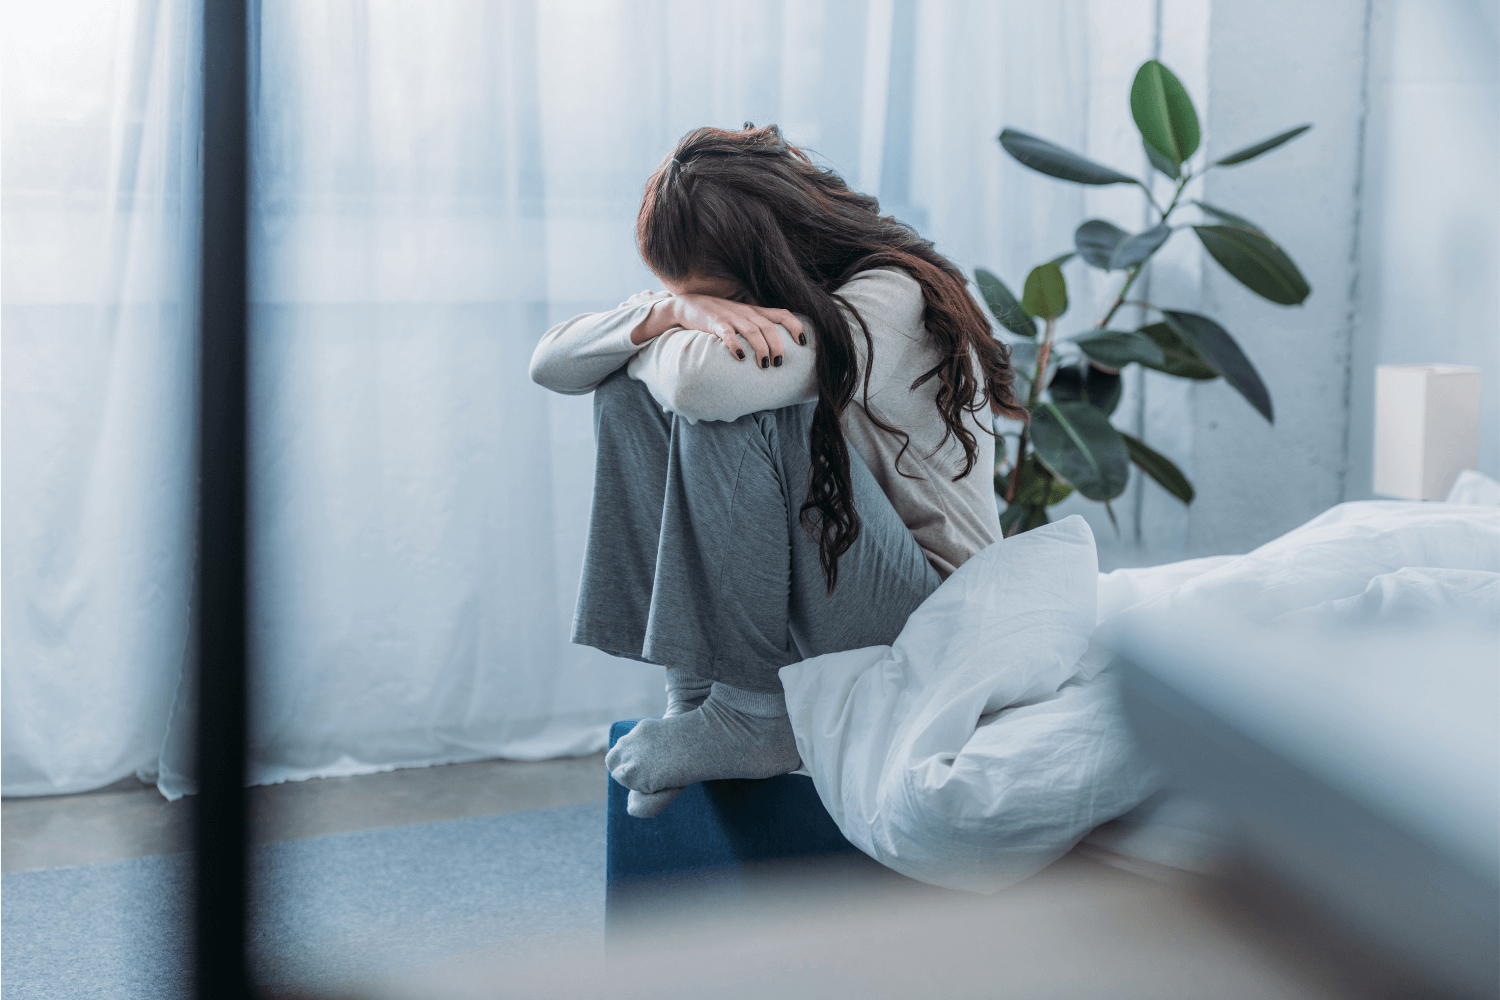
top-left (593, 369), bottom-right (658, 423)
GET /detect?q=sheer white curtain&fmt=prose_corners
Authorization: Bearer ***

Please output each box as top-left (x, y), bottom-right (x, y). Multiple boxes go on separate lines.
top-left (2, 0), bottom-right (201, 796)
top-left (5, 0), bottom-right (1157, 798)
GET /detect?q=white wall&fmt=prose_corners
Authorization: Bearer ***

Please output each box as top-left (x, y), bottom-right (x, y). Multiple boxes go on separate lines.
top-left (1346, 0), bottom-right (1500, 499)
top-left (1048, 0), bottom-right (1498, 565)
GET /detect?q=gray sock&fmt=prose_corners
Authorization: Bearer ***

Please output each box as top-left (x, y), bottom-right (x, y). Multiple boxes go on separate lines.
top-left (607, 682), bottom-right (802, 806)
top-left (625, 666), bottom-right (714, 818)
top-left (662, 665), bottom-right (712, 717)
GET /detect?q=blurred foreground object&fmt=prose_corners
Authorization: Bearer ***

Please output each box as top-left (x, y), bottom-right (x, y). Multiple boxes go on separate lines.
top-left (1113, 607), bottom-right (1499, 999)
top-left (1374, 364), bottom-right (1482, 500)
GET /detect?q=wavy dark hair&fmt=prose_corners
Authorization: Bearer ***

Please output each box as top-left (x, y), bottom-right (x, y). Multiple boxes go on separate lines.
top-left (637, 124), bottom-right (1025, 591)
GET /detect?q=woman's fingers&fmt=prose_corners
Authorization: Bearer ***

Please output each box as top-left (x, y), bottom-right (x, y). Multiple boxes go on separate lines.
top-left (670, 294), bottom-right (801, 367)
top-left (750, 314), bottom-right (785, 367)
top-left (734, 318), bottom-right (773, 368)
top-left (759, 307), bottom-right (806, 347)
top-left (712, 323), bottom-right (747, 360)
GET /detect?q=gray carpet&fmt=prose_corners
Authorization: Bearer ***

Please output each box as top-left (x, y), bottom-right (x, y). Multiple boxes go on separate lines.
top-left (2, 801), bottom-right (604, 998)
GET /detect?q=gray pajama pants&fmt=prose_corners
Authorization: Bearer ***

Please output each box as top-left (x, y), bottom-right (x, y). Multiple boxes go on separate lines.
top-left (572, 370), bottom-right (942, 695)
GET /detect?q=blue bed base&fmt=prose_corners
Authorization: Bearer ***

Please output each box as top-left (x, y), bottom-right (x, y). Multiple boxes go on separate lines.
top-left (605, 719), bottom-right (875, 931)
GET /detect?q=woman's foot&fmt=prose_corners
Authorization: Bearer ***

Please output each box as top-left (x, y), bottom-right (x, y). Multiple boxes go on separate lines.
top-left (624, 666), bottom-right (714, 818)
top-left (608, 682), bottom-right (802, 804)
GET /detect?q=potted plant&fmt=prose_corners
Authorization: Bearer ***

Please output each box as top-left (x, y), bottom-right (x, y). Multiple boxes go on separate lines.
top-left (981, 59), bottom-right (1312, 535)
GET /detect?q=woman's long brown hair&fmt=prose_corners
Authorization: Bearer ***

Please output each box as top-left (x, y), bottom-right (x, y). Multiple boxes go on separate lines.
top-left (637, 125), bottom-right (1025, 592)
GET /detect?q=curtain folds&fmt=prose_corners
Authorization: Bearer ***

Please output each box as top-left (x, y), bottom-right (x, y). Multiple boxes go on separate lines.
top-left (2, 0), bottom-right (202, 796)
top-left (5, 0), bottom-right (1137, 798)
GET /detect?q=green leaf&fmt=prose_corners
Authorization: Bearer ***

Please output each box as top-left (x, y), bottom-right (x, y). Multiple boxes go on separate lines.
top-left (1000, 500), bottom-right (1025, 534)
top-left (1073, 330), bottom-right (1167, 369)
top-left (999, 129), bottom-right (1142, 186)
top-left (1000, 455), bottom-right (1074, 509)
top-left (1029, 401), bottom-right (1130, 501)
top-left (1085, 366), bottom-right (1122, 416)
top-left (1130, 60), bottom-right (1200, 164)
top-left (1214, 124), bottom-right (1312, 167)
top-left (1047, 251), bottom-right (1077, 268)
top-left (1162, 310), bottom-right (1274, 423)
top-left (974, 268), bottom-right (1038, 339)
top-left (1074, 220), bottom-right (1127, 269)
top-left (1193, 225), bottom-right (1310, 306)
top-left (1021, 505), bottom-right (1052, 532)
top-left (1021, 261), bottom-right (1068, 319)
top-left (1049, 363), bottom-right (1122, 416)
top-left (1110, 222), bottom-right (1172, 269)
top-left (1144, 140), bottom-right (1180, 179)
top-left (1122, 432), bottom-right (1195, 504)
top-left (1137, 322), bottom-right (1218, 380)
top-left (1194, 201), bottom-right (1260, 231)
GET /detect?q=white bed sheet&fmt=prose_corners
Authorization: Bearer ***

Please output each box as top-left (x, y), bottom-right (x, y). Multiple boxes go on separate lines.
top-left (781, 492), bottom-right (1500, 893)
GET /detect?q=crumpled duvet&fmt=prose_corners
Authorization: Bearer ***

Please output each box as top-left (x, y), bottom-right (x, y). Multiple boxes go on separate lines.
top-left (780, 498), bottom-right (1500, 893)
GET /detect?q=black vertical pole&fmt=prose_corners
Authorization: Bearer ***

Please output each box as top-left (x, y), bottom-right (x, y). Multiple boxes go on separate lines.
top-left (196, 0), bottom-right (251, 996)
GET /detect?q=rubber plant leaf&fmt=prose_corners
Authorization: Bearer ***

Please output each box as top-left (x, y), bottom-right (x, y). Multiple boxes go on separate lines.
top-left (974, 268), bottom-right (1037, 339)
top-left (1121, 432), bottom-right (1195, 504)
top-left (1073, 330), bottom-right (1167, 370)
top-left (1049, 363), bottom-right (1123, 417)
top-left (1021, 261), bottom-right (1068, 319)
top-left (1137, 322), bottom-right (1219, 380)
top-left (1029, 401), bottom-right (1130, 501)
top-left (1084, 366), bottom-right (1123, 416)
top-left (1109, 222), bottom-right (1172, 270)
top-left (1000, 501), bottom-right (1026, 534)
top-left (1162, 310), bottom-right (1275, 423)
top-left (999, 129), bottom-right (1141, 186)
top-left (1074, 220), bottom-right (1128, 269)
top-left (1214, 125), bottom-right (1311, 166)
top-left (1193, 225), bottom-right (1310, 305)
top-left (1194, 201), bottom-right (1261, 231)
top-left (1130, 60), bottom-right (1201, 164)
top-left (1144, 140), bottom-right (1180, 179)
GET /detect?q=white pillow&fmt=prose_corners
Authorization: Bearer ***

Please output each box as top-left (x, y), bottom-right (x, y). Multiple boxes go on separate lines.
top-left (780, 516), bottom-right (1159, 891)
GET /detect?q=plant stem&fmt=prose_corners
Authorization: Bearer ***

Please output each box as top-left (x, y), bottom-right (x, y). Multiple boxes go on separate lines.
top-left (1158, 171), bottom-right (1192, 223)
top-left (1028, 316), bottom-right (1057, 409)
top-left (1098, 171), bottom-right (1195, 330)
top-left (1097, 267), bottom-right (1143, 330)
top-left (1007, 315), bottom-right (1058, 508)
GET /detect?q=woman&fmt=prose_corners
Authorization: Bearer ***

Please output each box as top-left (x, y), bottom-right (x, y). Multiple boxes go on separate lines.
top-left (530, 124), bottom-right (1024, 818)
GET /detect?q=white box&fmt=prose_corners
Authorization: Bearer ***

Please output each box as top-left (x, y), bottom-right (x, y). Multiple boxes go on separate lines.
top-left (1373, 364), bottom-right (1482, 500)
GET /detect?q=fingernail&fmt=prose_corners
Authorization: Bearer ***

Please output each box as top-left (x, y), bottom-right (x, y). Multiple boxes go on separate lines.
top-left (736, 349), bottom-right (745, 360)
top-left (798, 334), bottom-right (807, 346)
top-left (773, 356), bottom-right (783, 367)
top-left (761, 357), bottom-right (770, 369)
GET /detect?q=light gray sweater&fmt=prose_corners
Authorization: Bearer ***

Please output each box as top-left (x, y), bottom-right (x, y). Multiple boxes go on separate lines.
top-left (530, 268), bottom-right (999, 578)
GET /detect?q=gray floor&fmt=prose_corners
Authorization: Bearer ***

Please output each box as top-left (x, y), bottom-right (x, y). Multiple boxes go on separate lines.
top-left (1, 754), bottom-right (607, 873)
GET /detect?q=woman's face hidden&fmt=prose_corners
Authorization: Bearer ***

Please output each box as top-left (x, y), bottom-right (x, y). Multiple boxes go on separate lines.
top-left (660, 272), bottom-right (746, 302)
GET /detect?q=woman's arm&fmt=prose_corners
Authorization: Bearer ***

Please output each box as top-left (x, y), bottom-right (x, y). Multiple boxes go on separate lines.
top-left (529, 289), bottom-right (803, 395)
top-left (627, 323), bottom-right (817, 423)
top-left (632, 268), bottom-right (924, 423)
top-left (528, 292), bottom-right (669, 396)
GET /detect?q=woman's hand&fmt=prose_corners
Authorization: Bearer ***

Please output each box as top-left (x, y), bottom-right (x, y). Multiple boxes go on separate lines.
top-left (634, 293), bottom-right (806, 369)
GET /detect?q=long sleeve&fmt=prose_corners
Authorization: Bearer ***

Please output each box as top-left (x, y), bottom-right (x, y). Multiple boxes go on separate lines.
top-left (528, 292), bottom-right (667, 395)
top-left (530, 269), bottom-right (924, 424)
top-left (630, 268), bottom-right (924, 423)
top-left (626, 323), bottom-right (817, 423)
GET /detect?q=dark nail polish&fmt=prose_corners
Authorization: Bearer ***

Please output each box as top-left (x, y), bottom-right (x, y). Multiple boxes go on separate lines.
top-left (761, 357), bottom-right (769, 369)
top-left (736, 349), bottom-right (745, 359)
top-left (798, 334), bottom-right (807, 346)
top-left (773, 356), bottom-right (783, 367)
